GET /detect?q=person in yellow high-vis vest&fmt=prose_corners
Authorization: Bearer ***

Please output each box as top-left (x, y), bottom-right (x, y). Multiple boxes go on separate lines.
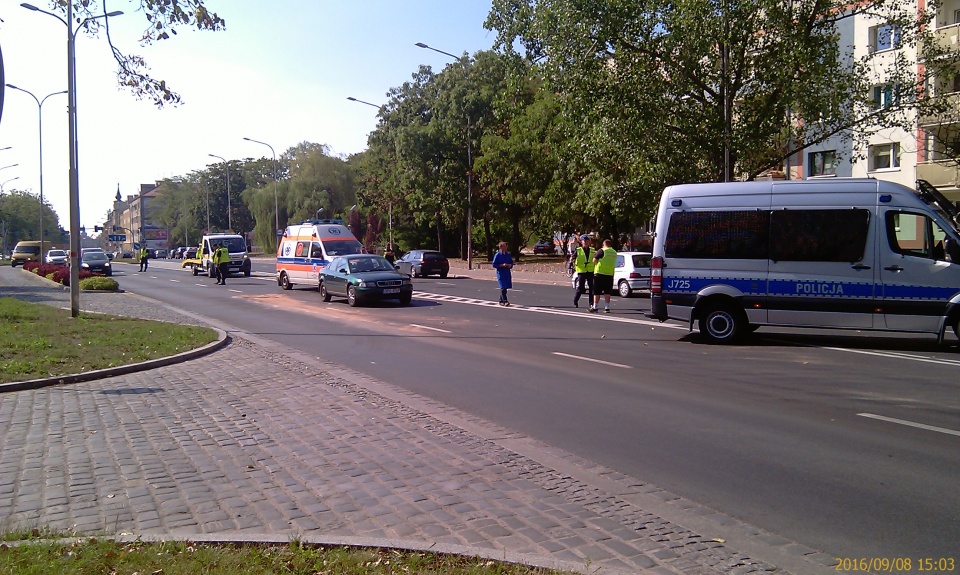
top-left (591, 238), bottom-right (617, 313)
top-left (571, 234), bottom-right (594, 308)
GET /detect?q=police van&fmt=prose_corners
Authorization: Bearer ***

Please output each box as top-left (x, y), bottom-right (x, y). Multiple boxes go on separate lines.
top-left (276, 219), bottom-right (365, 290)
top-left (649, 178), bottom-right (960, 344)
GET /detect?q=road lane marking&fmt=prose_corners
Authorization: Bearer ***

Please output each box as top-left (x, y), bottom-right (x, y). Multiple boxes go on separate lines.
top-left (416, 292), bottom-right (686, 329)
top-left (552, 352), bottom-right (632, 369)
top-left (169, 279), bottom-right (180, 282)
top-left (228, 289), bottom-right (243, 293)
top-left (410, 324), bottom-right (451, 333)
top-left (823, 347), bottom-right (960, 367)
top-left (858, 413), bottom-right (960, 437)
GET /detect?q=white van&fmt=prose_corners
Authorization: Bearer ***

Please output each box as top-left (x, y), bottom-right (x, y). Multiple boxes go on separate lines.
top-left (276, 219), bottom-right (364, 290)
top-left (649, 178), bottom-right (960, 344)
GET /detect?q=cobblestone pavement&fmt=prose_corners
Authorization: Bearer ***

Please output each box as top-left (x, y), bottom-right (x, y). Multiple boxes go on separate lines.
top-left (0, 266), bottom-right (835, 574)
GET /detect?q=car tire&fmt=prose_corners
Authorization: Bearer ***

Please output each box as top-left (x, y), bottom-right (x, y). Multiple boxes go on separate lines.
top-left (698, 303), bottom-right (744, 344)
top-left (279, 271), bottom-right (293, 290)
top-left (193, 266), bottom-right (199, 276)
top-left (440, 271), bottom-right (448, 279)
top-left (412, 266), bottom-right (419, 278)
top-left (399, 293), bottom-right (412, 306)
top-left (320, 281), bottom-right (332, 302)
top-left (618, 280), bottom-right (632, 298)
top-left (347, 285), bottom-right (359, 307)
top-left (208, 264), bottom-right (216, 278)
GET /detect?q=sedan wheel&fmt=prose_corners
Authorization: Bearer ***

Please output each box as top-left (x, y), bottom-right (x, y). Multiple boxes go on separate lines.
top-left (618, 280), bottom-right (632, 298)
top-left (347, 285), bottom-right (359, 307)
top-left (320, 281), bottom-right (332, 302)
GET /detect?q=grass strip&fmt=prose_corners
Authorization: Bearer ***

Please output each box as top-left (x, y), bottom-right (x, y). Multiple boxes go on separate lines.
top-left (0, 298), bottom-right (217, 383)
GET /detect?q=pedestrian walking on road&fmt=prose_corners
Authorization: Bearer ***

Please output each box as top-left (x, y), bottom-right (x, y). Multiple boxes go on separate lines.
top-left (492, 241), bottom-right (513, 306)
top-left (217, 244), bottom-right (231, 285)
top-left (592, 239), bottom-right (617, 313)
top-left (571, 234), bottom-right (594, 308)
top-left (138, 246), bottom-right (149, 272)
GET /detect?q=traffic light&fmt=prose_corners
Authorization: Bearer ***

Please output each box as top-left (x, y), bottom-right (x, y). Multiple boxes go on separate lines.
top-left (113, 226), bottom-right (120, 232)
top-left (94, 225), bottom-right (103, 232)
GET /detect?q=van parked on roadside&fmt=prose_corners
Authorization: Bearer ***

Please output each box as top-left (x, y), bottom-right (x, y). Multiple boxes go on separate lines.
top-left (276, 219), bottom-right (364, 290)
top-left (11, 241), bottom-right (45, 267)
top-left (649, 178), bottom-right (960, 344)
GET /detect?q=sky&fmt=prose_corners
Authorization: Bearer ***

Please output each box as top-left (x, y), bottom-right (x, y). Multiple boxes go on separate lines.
top-left (0, 0), bottom-right (498, 231)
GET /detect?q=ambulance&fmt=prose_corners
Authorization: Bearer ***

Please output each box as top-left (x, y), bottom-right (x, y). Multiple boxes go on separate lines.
top-left (276, 219), bottom-right (365, 290)
top-left (649, 178), bottom-right (960, 344)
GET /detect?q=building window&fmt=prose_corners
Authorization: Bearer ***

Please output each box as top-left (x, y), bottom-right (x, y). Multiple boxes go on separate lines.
top-left (872, 84), bottom-right (898, 109)
top-left (808, 150), bottom-right (837, 176)
top-left (869, 143), bottom-right (901, 171)
top-left (870, 24), bottom-right (901, 52)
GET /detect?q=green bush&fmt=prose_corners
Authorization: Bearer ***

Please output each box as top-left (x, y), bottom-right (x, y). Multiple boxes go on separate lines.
top-left (79, 276), bottom-right (119, 291)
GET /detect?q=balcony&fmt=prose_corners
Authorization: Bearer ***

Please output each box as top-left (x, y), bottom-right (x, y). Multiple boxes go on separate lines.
top-left (929, 22), bottom-right (960, 53)
top-left (918, 92), bottom-right (960, 126)
top-left (917, 160), bottom-right (960, 188)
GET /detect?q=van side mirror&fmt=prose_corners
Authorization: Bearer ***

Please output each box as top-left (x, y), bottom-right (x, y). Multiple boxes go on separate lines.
top-left (945, 239), bottom-right (960, 263)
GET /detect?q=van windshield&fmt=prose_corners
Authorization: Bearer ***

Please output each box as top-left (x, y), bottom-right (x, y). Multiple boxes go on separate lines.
top-left (323, 239), bottom-right (364, 256)
top-left (214, 237), bottom-right (246, 252)
top-left (14, 246), bottom-right (40, 255)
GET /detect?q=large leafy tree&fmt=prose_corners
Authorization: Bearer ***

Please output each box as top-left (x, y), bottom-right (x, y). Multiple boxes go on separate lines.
top-left (59, 0), bottom-right (225, 107)
top-left (486, 0), bottom-right (960, 202)
top-left (0, 188), bottom-right (64, 250)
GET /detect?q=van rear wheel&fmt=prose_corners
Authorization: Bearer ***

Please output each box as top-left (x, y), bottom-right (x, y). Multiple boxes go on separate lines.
top-left (698, 303), bottom-right (744, 344)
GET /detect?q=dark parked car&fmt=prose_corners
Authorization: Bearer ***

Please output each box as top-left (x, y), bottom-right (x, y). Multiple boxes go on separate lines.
top-left (533, 239), bottom-right (556, 255)
top-left (395, 250), bottom-right (449, 278)
top-left (80, 251), bottom-right (112, 276)
top-left (319, 254), bottom-right (413, 307)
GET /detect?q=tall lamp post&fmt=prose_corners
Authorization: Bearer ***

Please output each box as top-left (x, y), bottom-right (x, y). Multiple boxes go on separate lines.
top-left (5, 84), bottom-right (67, 251)
top-left (243, 137), bottom-right (279, 243)
top-left (1, 176), bottom-right (19, 192)
top-left (415, 42), bottom-right (473, 269)
top-left (347, 96), bottom-right (395, 248)
top-left (20, 2), bottom-right (123, 318)
top-left (208, 154), bottom-right (231, 231)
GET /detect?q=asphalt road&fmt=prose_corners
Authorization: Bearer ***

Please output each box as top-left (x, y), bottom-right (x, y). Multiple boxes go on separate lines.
top-left (114, 258), bottom-right (960, 565)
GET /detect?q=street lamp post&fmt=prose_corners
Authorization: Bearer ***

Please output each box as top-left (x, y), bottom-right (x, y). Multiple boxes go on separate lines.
top-left (347, 96), bottom-right (396, 249)
top-left (243, 137), bottom-right (279, 243)
top-left (415, 42), bottom-right (473, 269)
top-left (21, 2), bottom-right (123, 318)
top-left (5, 84), bottom-right (67, 251)
top-left (316, 207), bottom-right (324, 220)
top-left (208, 154), bottom-right (231, 231)
top-left (1, 176), bottom-right (19, 192)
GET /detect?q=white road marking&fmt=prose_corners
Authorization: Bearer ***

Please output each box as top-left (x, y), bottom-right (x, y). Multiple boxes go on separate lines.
top-left (169, 279), bottom-right (180, 283)
top-left (823, 347), bottom-right (960, 367)
top-left (228, 289), bottom-right (243, 293)
top-left (552, 352), bottom-right (632, 369)
top-left (415, 291), bottom-right (686, 329)
top-left (437, 282), bottom-right (457, 286)
top-left (858, 413), bottom-right (960, 437)
top-left (410, 324), bottom-right (451, 333)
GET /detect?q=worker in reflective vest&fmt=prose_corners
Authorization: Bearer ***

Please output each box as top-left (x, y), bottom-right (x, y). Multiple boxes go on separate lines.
top-left (591, 239), bottom-right (617, 313)
top-left (572, 234), bottom-right (594, 308)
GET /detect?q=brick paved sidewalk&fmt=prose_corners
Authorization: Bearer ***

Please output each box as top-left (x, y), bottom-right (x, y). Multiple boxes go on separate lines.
top-left (0, 266), bottom-right (834, 574)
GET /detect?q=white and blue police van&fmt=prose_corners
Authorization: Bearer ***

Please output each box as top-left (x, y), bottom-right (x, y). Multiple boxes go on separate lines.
top-left (649, 178), bottom-right (960, 344)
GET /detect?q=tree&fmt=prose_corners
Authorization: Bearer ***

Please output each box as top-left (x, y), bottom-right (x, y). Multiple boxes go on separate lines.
top-left (53, 1), bottom-right (225, 108)
top-left (486, 0), bottom-right (960, 199)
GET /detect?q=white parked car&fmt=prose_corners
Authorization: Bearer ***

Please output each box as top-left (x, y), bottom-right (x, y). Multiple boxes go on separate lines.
top-left (45, 249), bottom-right (68, 265)
top-left (614, 251), bottom-right (652, 297)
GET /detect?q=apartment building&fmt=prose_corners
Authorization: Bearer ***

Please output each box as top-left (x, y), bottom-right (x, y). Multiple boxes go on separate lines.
top-left (797, 0), bottom-right (960, 201)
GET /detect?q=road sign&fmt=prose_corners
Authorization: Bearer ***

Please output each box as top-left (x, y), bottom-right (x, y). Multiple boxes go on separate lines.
top-left (133, 242), bottom-right (141, 250)
top-left (108, 234), bottom-right (126, 242)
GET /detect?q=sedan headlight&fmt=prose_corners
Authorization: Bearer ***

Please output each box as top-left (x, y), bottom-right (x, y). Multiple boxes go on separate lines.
top-left (81, 263), bottom-right (90, 269)
top-left (104, 262), bottom-right (111, 268)
top-left (356, 280), bottom-right (367, 288)
top-left (402, 278), bottom-right (412, 285)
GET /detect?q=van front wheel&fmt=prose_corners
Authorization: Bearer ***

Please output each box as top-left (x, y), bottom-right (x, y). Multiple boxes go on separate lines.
top-left (698, 304), bottom-right (744, 344)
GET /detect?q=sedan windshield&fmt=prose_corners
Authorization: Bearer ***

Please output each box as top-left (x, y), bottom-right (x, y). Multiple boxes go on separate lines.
top-left (347, 256), bottom-right (394, 273)
top-left (83, 253), bottom-right (108, 262)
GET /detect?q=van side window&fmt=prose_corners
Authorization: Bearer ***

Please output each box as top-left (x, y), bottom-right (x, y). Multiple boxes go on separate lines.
top-left (311, 242), bottom-right (324, 259)
top-left (665, 210), bottom-right (769, 259)
top-left (770, 209), bottom-right (870, 262)
top-left (887, 211), bottom-right (948, 260)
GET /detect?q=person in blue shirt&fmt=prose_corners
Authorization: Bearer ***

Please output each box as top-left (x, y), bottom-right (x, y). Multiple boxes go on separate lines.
top-left (492, 241), bottom-right (514, 306)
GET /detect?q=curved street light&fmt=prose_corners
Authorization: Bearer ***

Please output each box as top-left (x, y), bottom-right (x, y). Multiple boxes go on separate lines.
top-left (243, 137), bottom-right (279, 243)
top-left (1, 176), bottom-right (19, 193)
top-left (347, 96), bottom-right (395, 247)
top-left (6, 84), bottom-right (67, 249)
top-left (0, 163), bottom-right (18, 172)
top-left (20, 2), bottom-right (123, 317)
top-left (415, 42), bottom-right (474, 269)
top-left (208, 153), bottom-right (231, 231)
